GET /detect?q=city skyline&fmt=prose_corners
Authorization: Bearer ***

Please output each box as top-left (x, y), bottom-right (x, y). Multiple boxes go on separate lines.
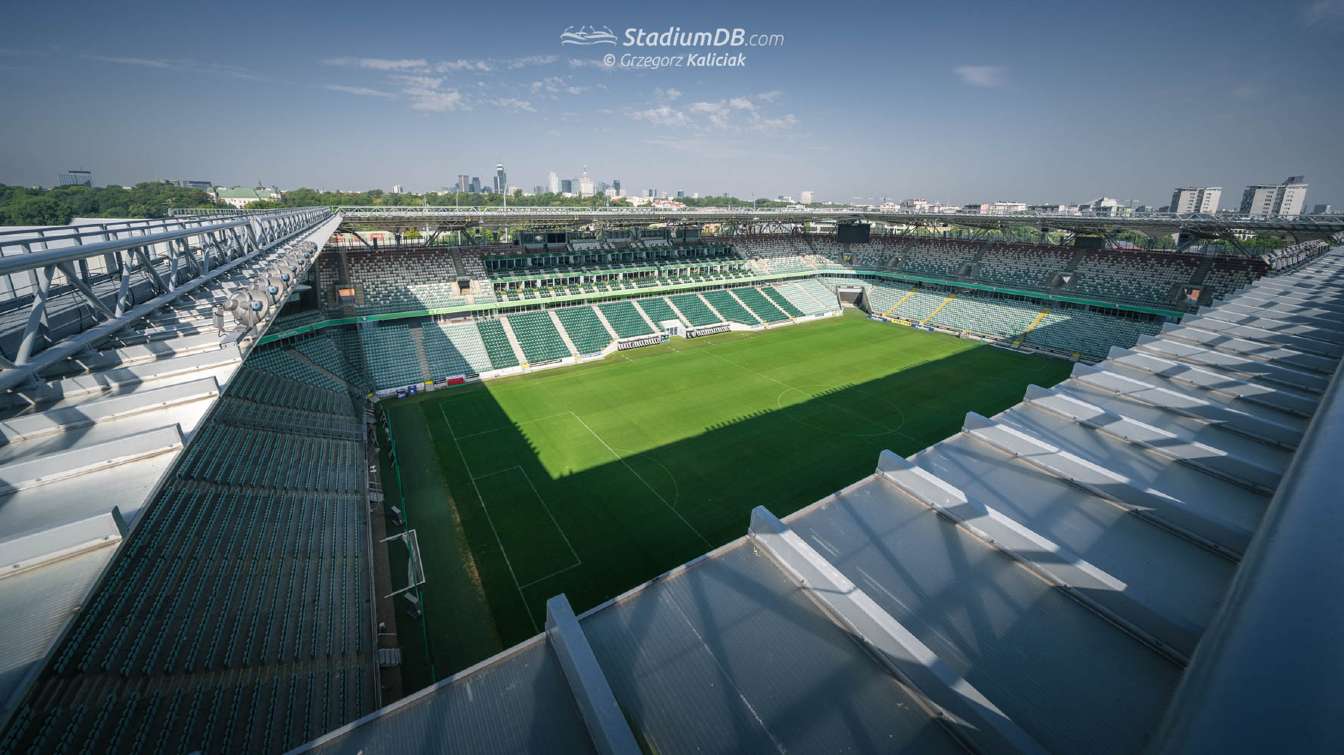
top-left (1, 0), bottom-right (1341, 207)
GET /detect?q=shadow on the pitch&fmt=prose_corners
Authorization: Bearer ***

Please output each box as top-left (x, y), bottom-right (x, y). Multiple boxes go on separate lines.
top-left (387, 328), bottom-right (1077, 682)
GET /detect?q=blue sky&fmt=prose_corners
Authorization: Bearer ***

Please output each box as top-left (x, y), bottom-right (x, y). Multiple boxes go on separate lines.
top-left (2, 0), bottom-right (1342, 207)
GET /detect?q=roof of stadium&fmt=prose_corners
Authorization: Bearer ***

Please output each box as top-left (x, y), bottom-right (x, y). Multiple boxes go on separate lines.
top-left (293, 245), bottom-right (1344, 755)
top-left (0, 210), bottom-right (338, 717)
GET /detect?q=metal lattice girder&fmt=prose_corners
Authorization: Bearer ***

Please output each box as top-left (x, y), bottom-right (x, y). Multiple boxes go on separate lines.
top-left (0, 208), bottom-right (331, 392)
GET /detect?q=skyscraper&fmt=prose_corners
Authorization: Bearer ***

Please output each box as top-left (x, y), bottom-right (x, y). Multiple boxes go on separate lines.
top-left (578, 167), bottom-right (594, 198)
top-left (800, 190), bottom-right (814, 204)
top-left (1169, 186), bottom-right (1221, 214)
top-left (1240, 177), bottom-right (1308, 217)
top-left (547, 171), bottom-right (560, 194)
top-left (457, 175), bottom-right (469, 193)
top-left (612, 179), bottom-right (621, 196)
top-left (560, 179), bottom-right (574, 194)
top-left (469, 176), bottom-right (481, 193)
top-left (494, 163), bottom-right (507, 194)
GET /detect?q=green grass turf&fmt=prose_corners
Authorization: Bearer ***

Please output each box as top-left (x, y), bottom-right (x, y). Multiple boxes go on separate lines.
top-left (379, 310), bottom-right (1073, 689)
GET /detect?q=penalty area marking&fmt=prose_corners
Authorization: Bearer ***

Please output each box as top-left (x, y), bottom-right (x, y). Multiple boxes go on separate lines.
top-left (439, 403), bottom-right (538, 633)
top-left (471, 464), bottom-right (583, 589)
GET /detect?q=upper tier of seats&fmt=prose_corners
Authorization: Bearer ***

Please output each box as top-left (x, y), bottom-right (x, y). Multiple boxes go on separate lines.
top-left (319, 234), bottom-right (1269, 318)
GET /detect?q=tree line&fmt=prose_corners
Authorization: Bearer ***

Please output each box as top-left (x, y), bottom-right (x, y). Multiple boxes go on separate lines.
top-left (0, 183), bottom-right (218, 225)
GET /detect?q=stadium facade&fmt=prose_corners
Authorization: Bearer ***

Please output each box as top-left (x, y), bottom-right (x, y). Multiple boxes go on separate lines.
top-left (0, 206), bottom-right (1340, 753)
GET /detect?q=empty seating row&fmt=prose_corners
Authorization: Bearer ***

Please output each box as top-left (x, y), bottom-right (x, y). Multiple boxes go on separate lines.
top-left (598, 301), bottom-right (654, 338)
top-left (701, 289), bottom-right (759, 325)
top-left (636, 297), bottom-right (683, 330)
top-left (554, 306), bottom-right (613, 355)
top-left (774, 279), bottom-right (837, 316)
top-left (669, 294), bottom-right (721, 327)
top-left (504, 311), bottom-right (572, 363)
top-left (475, 319), bottom-right (520, 369)
top-left (761, 286), bottom-right (804, 317)
top-left (1071, 252), bottom-right (1196, 304)
top-left (19, 357), bottom-right (376, 755)
top-left (421, 320), bottom-right (494, 378)
top-left (357, 323), bottom-right (428, 389)
top-left (731, 287), bottom-right (790, 322)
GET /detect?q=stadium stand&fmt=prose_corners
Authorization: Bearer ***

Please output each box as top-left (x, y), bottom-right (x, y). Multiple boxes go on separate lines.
top-left (294, 245), bottom-right (1344, 755)
top-left (975, 244), bottom-right (1072, 288)
top-left (554, 306), bottom-right (613, 355)
top-left (731, 286), bottom-right (790, 322)
top-left (2, 359), bottom-right (375, 755)
top-left (421, 320), bottom-right (494, 378)
top-left (344, 251), bottom-right (469, 314)
top-left (637, 297), bottom-right (684, 329)
top-left (773, 279), bottom-right (837, 316)
top-left (929, 292), bottom-right (1041, 339)
top-left (1070, 251), bottom-right (1196, 304)
top-left (1201, 258), bottom-right (1260, 300)
top-left (357, 322), bottom-right (427, 388)
top-left (761, 285), bottom-right (805, 318)
top-left (701, 289), bottom-right (760, 325)
top-left (668, 293), bottom-right (722, 327)
top-left (890, 289), bottom-right (950, 322)
top-left (889, 239), bottom-right (981, 277)
top-left (476, 319), bottom-right (520, 370)
top-left (1024, 307), bottom-right (1163, 359)
top-left (597, 301), bottom-right (654, 338)
top-left (505, 310), bottom-right (573, 363)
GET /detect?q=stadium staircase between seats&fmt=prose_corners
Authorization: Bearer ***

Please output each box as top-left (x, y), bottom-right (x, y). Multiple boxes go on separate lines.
top-left (421, 320), bottom-right (495, 378)
top-left (505, 311), bottom-right (574, 364)
top-left (598, 301), bottom-right (655, 338)
top-left (357, 323), bottom-right (428, 389)
top-left (476, 319), bottom-right (520, 370)
top-left (731, 286), bottom-right (789, 322)
top-left (669, 294), bottom-right (722, 327)
top-left (637, 297), bottom-right (684, 330)
top-left (761, 286), bottom-right (805, 318)
top-left (920, 293), bottom-right (957, 325)
top-left (555, 306), bottom-right (614, 355)
top-left (701, 290), bottom-right (760, 325)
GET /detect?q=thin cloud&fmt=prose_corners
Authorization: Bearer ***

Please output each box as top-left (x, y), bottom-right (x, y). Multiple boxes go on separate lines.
top-left (655, 87), bottom-right (682, 101)
top-left (531, 76), bottom-right (589, 97)
top-left (84, 54), bottom-right (265, 80)
top-left (628, 92), bottom-right (796, 132)
top-left (630, 105), bottom-right (690, 127)
top-left (954, 65), bottom-right (1006, 88)
top-left (323, 57), bottom-right (428, 71)
top-left (325, 84), bottom-right (396, 98)
top-left (493, 97), bottom-right (536, 112)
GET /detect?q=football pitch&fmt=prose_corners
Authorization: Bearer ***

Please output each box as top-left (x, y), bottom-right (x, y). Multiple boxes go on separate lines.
top-left (377, 311), bottom-right (1073, 689)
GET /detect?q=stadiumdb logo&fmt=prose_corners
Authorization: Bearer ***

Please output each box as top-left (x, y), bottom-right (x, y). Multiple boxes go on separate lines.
top-left (560, 25), bottom-right (618, 45)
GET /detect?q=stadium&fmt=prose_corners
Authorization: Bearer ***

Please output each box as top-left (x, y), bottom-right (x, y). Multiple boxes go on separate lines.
top-left (0, 203), bottom-right (1341, 755)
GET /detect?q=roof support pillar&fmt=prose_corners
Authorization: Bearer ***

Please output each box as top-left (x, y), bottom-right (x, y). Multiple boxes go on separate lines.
top-left (544, 594), bottom-right (640, 755)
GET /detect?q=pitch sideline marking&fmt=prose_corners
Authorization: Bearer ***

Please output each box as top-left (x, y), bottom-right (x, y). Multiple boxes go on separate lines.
top-left (568, 411), bottom-right (711, 549)
top-left (438, 404), bottom-right (538, 633)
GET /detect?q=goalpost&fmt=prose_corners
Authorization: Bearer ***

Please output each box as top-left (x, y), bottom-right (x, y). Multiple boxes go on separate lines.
top-left (382, 529), bottom-right (427, 616)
